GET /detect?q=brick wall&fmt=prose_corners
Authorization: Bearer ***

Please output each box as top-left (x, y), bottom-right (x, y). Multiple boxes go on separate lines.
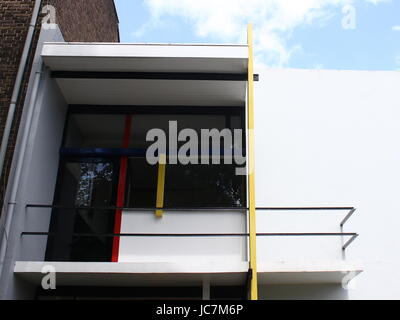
top-left (48, 0), bottom-right (119, 42)
top-left (0, 0), bottom-right (119, 208)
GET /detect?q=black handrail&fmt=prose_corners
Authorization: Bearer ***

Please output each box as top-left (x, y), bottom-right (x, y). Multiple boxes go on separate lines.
top-left (23, 204), bottom-right (358, 250)
top-left (26, 204), bottom-right (355, 211)
top-left (25, 204), bottom-right (356, 226)
top-left (21, 231), bottom-right (358, 251)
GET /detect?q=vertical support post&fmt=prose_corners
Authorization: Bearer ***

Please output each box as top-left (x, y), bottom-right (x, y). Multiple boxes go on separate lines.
top-left (247, 23), bottom-right (258, 300)
top-left (202, 278), bottom-right (210, 300)
top-left (112, 115), bottom-right (132, 262)
top-left (155, 153), bottom-right (166, 217)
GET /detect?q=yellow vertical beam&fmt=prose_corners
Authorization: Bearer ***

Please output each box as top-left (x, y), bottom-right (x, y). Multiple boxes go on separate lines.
top-left (247, 23), bottom-right (258, 300)
top-left (155, 154), bottom-right (166, 218)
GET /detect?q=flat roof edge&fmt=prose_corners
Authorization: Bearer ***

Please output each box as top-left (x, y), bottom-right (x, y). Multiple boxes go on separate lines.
top-left (42, 42), bottom-right (248, 47)
top-left (41, 43), bottom-right (249, 73)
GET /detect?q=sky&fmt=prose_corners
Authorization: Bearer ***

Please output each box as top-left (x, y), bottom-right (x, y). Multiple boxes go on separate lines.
top-left (114, 0), bottom-right (400, 71)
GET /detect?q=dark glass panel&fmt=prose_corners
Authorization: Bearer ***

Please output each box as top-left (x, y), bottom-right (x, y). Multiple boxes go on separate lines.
top-left (46, 158), bottom-right (118, 262)
top-left (164, 163), bottom-right (245, 208)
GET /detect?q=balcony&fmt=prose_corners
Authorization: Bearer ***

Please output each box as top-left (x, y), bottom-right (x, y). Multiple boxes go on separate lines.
top-left (15, 206), bottom-right (361, 289)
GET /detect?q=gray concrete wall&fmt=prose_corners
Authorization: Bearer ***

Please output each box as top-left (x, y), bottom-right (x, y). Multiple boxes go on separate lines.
top-left (0, 27), bottom-right (66, 300)
top-left (19, 70), bottom-right (67, 262)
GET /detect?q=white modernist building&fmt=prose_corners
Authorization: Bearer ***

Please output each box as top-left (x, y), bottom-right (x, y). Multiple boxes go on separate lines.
top-left (0, 26), bottom-right (399, 300)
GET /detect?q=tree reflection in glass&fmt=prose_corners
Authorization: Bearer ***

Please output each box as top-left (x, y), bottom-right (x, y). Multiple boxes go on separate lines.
top-left (75, 162), bottom-right (113, 208)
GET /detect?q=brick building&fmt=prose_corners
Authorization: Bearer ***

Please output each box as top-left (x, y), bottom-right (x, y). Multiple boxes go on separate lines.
top-left (0, 0), bottom-right (119, 210)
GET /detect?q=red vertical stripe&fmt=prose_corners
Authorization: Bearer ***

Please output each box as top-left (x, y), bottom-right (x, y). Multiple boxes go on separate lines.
top-left (111, 115), bottom-right (132, 262)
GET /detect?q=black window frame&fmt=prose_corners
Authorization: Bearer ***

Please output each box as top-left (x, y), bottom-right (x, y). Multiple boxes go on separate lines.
top-left (58, 104), bottom-right (248, 210)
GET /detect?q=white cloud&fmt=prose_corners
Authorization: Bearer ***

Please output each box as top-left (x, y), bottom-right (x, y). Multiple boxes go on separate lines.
top-left (141, 0), bottom-right (391, 67)
top-left (392, 26), bottom-right (400, 31)
top-left (313, 63), bottom-right (325, 69)
top-left (396, 54), bottom-right (400, 71)
top-left (366, 0), bottom-right (390, 4)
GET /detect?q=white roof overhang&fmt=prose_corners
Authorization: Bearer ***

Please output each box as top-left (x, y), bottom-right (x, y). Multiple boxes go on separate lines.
top-left (41, 43), bottom-right (250, 106)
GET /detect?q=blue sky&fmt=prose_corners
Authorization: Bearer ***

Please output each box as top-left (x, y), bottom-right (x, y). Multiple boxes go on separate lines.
top-left (114, 0), bottom-right (400, 70)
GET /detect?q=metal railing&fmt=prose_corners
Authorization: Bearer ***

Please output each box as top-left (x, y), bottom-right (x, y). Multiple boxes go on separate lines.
top-left (22, 205), bottom-right (358, 251)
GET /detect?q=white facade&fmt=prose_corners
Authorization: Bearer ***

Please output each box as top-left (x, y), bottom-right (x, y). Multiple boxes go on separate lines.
top-left (255, 67), bottom-right (400, 299)
top-left (1, 31), bottom-right (399, 299)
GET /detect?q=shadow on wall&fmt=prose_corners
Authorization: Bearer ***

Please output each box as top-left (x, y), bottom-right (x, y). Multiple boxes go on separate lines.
top-left (259, 284), bottom-right (349, 300)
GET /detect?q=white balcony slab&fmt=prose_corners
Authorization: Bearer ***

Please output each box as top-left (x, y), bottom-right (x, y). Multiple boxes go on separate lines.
top-left (14, 261), bottom-right (248, 287)
top-left (14, 260), bottom-right (362, 287)
top-left (257, 261), bottom-right (363, 285)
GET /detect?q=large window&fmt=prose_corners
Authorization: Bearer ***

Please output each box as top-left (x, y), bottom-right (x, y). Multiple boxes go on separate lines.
top-left (125, 160), bottom-right (245, 208)
top-left (61, 106), bottom-right (246, 208)
top-left (46, 106), bottom-right (246, 261)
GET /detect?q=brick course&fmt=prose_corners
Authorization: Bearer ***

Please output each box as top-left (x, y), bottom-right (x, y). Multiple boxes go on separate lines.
top-left (0, 0), bottom-right (119, 208)
top-left (48, 0), bottom-right (119, 42)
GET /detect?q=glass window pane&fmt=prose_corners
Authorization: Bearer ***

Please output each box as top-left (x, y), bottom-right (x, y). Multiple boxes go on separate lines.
top-left (164, 163), bottom-right (245, 208)
top-left (128, 114), bottom-right (226, 149)
top-left (125, 157), bottom-right (157, 208)
top-left (64, 114), bottom-right (126, 148)
top-left (47, 158), bottom-right (118, 262)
